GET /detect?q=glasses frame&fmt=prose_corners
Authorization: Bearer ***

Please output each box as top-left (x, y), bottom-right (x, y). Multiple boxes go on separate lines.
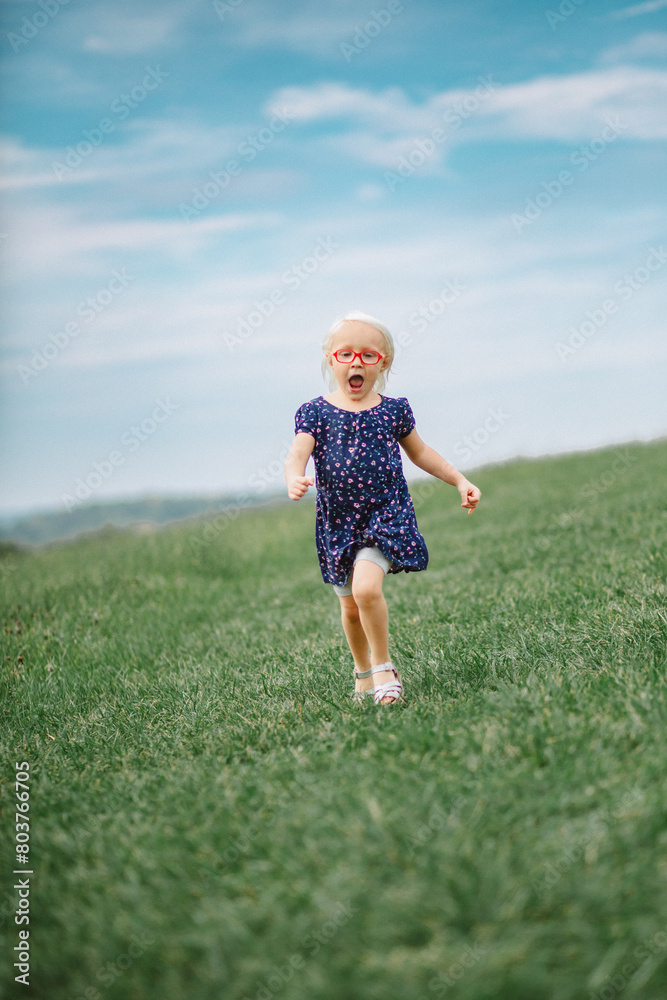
top-left (331, 349), bottom-right (386, 366)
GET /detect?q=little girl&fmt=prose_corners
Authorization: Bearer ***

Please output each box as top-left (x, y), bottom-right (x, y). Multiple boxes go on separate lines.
top-left (284, 310), bottom-right (481, 705)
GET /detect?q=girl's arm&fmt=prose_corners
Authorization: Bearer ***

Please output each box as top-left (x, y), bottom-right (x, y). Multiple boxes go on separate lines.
top-left (399, 429), bottom-right (481, 514)
top-left (284, 432), bottom-right (316, 500)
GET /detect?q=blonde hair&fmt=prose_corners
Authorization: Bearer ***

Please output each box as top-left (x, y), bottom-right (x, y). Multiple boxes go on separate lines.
top-left (321, 310), bottom-right (395, 392)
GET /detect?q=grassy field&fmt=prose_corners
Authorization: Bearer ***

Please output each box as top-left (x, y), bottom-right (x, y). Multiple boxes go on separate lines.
top-left (1, 439), bottom-right (666, 1000)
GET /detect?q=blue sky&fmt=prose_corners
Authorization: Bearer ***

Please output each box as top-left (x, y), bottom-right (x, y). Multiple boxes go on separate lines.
top-left (1, 0), bottom-right (666, 517)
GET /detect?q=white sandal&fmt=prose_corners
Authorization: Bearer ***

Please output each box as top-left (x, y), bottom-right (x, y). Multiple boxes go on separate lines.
top-left (352, 666), bottom-right (372, 701)
top-left (352, 662), bottom-right (403, 705)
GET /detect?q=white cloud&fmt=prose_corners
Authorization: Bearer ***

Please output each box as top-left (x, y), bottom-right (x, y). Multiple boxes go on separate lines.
top-left (215, 0), bottom-right (448, 60)
top-left (481, 67), bottom-right (667, 140)
top-left (268, 81), bottom-right (419, 128)
top-left (266, 78), bottom-right (496, 170)
top-left (324, 129), bottom-right (449, 171)
top-left (0, 115), bottom-right (298, 196)
top-left (0, 53), bottom-right (103, 105)
top-left (1, 200), bottom-right (283, 281)
top-left (217, 0), bottom-right (365, 56)
top-left (609, 0), bottom-right (667, 18)
top-left (600, 31), bottom-right (667, 62)
top-left (270, 66), bottom-right (667, 153)
top-left (355, 183), bottom-right (385, 202)
top-left (74, 2), bottom-right (192, 54)
top-left (56, 211), bottom-right (282, 252)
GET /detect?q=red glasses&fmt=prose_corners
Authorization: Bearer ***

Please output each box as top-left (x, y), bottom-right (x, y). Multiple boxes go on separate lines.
top-left (331, 349), bottom-right (385, 365)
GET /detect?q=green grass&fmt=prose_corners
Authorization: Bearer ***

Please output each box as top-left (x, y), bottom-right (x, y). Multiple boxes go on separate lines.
top-left (1, 439), bottom-right (666, 1000)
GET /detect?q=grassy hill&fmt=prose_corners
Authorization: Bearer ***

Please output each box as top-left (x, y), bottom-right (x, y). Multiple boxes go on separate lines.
top-left (1, 439), bottom-right (666, 1000)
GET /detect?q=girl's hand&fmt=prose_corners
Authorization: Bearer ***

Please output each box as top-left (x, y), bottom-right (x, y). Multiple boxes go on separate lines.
top-left (459, 482), bottom-right (481, 515)
top-left (287, 476), bottom-right (314, 501)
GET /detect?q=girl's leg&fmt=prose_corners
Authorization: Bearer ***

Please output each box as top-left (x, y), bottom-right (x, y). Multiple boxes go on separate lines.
top-left (339, 594), bottom-right (372, 686)
top-left (350, 560), bottom-right (396, 702)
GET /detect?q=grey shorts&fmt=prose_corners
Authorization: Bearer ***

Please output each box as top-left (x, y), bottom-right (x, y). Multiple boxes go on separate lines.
top-left (332, 546), bottom-right (393, 597)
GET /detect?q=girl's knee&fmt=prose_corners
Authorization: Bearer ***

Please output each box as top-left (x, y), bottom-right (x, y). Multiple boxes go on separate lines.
top-left (339, 595), bottom-right (361, 623)
top-left (351, 577), bottom-right (383, 607)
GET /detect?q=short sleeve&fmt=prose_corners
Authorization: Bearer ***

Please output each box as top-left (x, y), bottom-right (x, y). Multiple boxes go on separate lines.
top-left (395, 397), bottom-right (416, 439)
top-left (294, 400), bottom-right (319, 441)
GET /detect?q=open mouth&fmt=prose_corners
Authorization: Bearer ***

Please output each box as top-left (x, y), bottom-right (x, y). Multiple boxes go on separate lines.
top-left (348, 374), bottom-right (364, 392)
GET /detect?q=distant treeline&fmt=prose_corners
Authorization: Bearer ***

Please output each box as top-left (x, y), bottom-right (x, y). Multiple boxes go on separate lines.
top-left (0, 493), bottom-right (282, 548)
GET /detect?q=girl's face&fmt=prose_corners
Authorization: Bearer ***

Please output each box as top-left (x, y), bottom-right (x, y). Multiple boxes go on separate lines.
top-left (327, 321), bottom-right (390, 403)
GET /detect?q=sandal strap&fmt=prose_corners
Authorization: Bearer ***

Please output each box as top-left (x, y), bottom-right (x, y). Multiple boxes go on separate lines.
top-left (373, 679), bottom-right (402, 704)
top-left (369, 661), bottom-right (396, 676)
top-left (353, 666), bottom-right (374, 679)
top-left (354, 662), bottom-right (397, 679)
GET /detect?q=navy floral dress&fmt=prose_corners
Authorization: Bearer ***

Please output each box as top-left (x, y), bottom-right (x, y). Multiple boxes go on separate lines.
top-left (294, 395), bottom-right (429, 586)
